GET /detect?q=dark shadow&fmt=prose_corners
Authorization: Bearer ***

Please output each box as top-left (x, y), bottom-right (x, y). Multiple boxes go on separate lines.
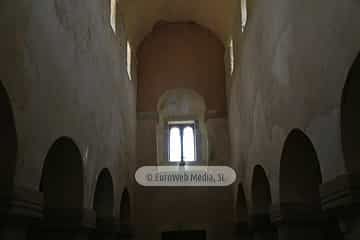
top-left (236, 183), bottom-right (249, 223)
top-left (93, 168), bottom-right (114, 220)
top-left (251, 165), bottom-right (272, 213)
top-left (341, 52), bottom-right (360, 173)
top-left (279, 129), bottom-right (344, 239)
top-left (162, 230), bottom-right (206, 240)
top-left (40, 137), bottom-right (84, 210)
top-left (92, 168), bottom-right (115, 240)
top-left (0, 81), bottom-right (17, 192)
top-left (280, 129), bottom-right (322, 205)
top-left (120, 188), bottom-right (130, 225)
top-left (251, 165), bottom-right (277, 240)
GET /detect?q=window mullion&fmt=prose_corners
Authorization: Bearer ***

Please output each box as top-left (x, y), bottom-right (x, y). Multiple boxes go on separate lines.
top-left (180, 126), bottom-right (184, 163)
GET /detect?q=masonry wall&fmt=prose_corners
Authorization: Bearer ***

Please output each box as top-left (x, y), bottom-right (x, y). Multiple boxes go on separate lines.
top-left (229, 0), bottom-right (360, 208)
top-left (0, 0), bottom-right (136, 215)
top-left (135, 22), bottom-right (234, 240)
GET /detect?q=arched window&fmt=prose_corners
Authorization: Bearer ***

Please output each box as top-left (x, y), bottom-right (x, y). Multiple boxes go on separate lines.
top-left (229, 39), bottom-right (235, 75)
top-left (169, 127), bottom-right (181, 162)
top-left (241, 0), bottom-right (248, 32)
top-left (127, 41), bottom-right (132, 80)
top-left (110, 0), bottom-right (117, 33)
top-left (157, 89), bottom-right (208, 166)
top-left (168, 121), bottom-right (196, 163)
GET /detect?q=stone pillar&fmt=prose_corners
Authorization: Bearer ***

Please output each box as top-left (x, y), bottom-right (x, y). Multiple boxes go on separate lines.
top-left (33, 208), bottom-right (96, 240)
top-left (320, 173), bottom-right (360, 240)
top-left (0, 187), bottom-right (43, 240)
top-left (270, 203), bottom-right (326, 240)
top-left (118, 223), bottom-right (133, 240)
top-left (235, 221), bottom-right (252, 240)
top-left (91, 217), bottom-right (118, 240)
top-left (250, 213), bottom-right (277, 240)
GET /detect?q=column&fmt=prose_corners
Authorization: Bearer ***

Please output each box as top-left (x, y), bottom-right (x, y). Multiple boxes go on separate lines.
top-left (250, 212), bottom-right (277, 240)
top-left (92, 217), bottom-right (118, 240)
top-left (235, 221), bottom-right (252, 240)
top-left (118, 223), bottom-right (133, 240)
top-left (33, 208), bottom-right (96, 240)
top-left (270, 203), bottom-right (325, 240)
top-left (320, 173), bottom-right (360, 240)
top-left (0, 187), bottom-right (43, 240)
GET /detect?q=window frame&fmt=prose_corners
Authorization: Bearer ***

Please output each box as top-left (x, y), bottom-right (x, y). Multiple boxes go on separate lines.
top-left (167, 120), bottom-right (197, 164)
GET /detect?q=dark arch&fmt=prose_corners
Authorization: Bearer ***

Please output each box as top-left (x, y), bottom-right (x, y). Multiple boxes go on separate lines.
top-left (236, 184), bottom-right (248, 223)
top-left (0, 81), bottom-right (17, 191)
top-left (120, 188), bottom-right (130, 224)
top-left (251, 165), bottom-right (277, 239)
top-left (93, 168), bottom-right (114, 219)
top-left (280, 129), bottom-right (322, 205)
top-left (341, 52), bottom-right (360, 173)
top-left (251, 165), bottom-right (272, 213)
top-left (40, 137), bottom-right (84, 210)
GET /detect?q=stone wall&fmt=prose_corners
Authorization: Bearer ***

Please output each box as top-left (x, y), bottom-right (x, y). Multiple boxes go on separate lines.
top-left (0, 0), bottom-right (136, 215)
top-left (229, 0), bottom-right (360, 208)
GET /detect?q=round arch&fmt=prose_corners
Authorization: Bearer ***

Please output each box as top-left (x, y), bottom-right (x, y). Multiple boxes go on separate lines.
top-left (40, 137), bottom-right (84, 210)
top-left (280, 129), bottom-right (322, 205)
top-left (251, 165), bottom-right (277, 238)
top-left (251, 165), bottom-right (272, 214)
top-left (0, 81), bottom-right (17, 191)
top-left (93, 168), bottom-right (114, 219)
top-left (341, 52), bottom-right (360, 173)
top-left (236, 183), bottom-right (248, 223)
top-left (120, 188), bottom-right (131, 225)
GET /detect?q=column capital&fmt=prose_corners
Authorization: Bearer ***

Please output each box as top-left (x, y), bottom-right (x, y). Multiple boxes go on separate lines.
top-left (320, 172), bottom-right (360, 215)
top-left (0, 186), bottom-right (43, 225)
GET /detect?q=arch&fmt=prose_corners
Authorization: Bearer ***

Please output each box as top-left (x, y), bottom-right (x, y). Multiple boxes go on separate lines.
top-left (236, 183), bottom-right (248, 223)
top-left (251, 166), bottom-right (277, 240)
top-left (0, 81), bottom-right (17, 191)
top-left (280, 129), bottom-right (322, 205)
top-left (40, 137), bottom-right (84, 210)
top-left (120, 188), bottom-right (131, 224)
top-left (251, 165), bottom-right (272, 214)
top-left (157, 89), bottom-right (207, 118)
top-left (341, 52), bottom-right (360, 173)
top-left (93, 168), bottom-right (114, 219)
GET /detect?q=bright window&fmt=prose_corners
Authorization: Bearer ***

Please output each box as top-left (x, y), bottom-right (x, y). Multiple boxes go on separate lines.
top-left (230, 39), bottom-right (234, 75)
top-left (241, 0), bottom-right (248, 32)
top-left (168, 121), bottom-right (196, 163)
top-left (127, 41), bottom-right (132, 80)
top-left (110, 0), bottom-right (117, 33)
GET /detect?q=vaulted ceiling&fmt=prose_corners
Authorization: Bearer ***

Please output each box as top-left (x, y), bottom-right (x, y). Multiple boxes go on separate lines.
top-left (120, 0), bottom-right (237, 48)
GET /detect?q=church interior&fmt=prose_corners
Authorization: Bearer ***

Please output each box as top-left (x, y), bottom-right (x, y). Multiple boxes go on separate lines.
top-left (1, 0), bottom-right (360, 239)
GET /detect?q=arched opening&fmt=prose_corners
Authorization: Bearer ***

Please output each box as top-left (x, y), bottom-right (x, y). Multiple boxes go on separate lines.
top-left (280, 129), bottom-right (322, 206)
top-left (40, 137), bottom-right (84, 210)
top-left (341, 53), bottom-right (360, 173)
top-left (0, 81), bottom-right (17, 192)
top-left (251, 165), bottom-right (272, 214)
top-left (236, 184), bottom-right (248, 223)
top-left (240, 0), bottom-right (248, 32)
top-left (120, 188), bottom-right (130, 225)
top-left (279, 129), bottom-right (344, 239)
top-left (251, 165), bottom-right (277, 239)
top-left (93, 169), bottom-right (114, 220)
